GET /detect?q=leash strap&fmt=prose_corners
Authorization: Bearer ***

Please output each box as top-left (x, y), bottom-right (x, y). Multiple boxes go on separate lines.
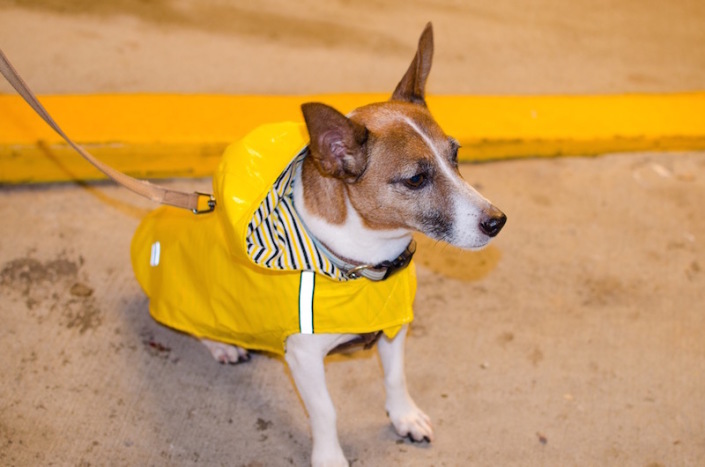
top-left (0, 48), bottom-right (215, 214)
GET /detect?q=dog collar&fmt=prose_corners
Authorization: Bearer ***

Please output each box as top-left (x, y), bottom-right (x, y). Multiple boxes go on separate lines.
top-left (309, 237), bottom-right (416, 281)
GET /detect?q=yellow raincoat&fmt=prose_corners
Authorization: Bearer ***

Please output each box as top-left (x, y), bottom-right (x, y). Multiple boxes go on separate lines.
top-left (131, 122), bottom-right (416, 355)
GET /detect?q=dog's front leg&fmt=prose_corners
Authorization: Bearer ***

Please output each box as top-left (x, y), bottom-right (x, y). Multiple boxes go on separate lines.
top-left (286, 333), bottom-right (355, 467)
top-left (378, 324), bottom-right (434, 442)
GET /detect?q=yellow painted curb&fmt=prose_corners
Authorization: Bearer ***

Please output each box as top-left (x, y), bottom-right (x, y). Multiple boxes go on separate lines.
top-left (1, 93), bottom-right (704, 183)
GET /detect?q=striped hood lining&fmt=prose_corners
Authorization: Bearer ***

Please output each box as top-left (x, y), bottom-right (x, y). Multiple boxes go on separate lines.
top-left (245, 148), bottom-right (346, 281)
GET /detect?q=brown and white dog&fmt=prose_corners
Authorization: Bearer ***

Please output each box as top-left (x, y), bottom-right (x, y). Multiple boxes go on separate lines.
top-left (203, 23), bottom-right (505, 466)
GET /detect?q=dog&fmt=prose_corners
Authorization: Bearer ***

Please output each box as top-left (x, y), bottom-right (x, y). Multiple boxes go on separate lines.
top-left (131, 23), bottom-right (505, 466)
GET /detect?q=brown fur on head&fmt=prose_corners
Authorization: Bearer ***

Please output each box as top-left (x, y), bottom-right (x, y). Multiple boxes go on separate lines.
top-left (301, 22), bottom-right (434, 187)
top-left (299, 23), bottom-right (437, 230)
top-left (301, 102), bottom-right (369, 183)
top-left (338, 101), bottom-right (460, 237)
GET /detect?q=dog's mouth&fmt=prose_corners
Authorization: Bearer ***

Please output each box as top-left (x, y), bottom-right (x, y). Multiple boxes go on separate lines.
top-left (453, 235), bottom-right (493, 251)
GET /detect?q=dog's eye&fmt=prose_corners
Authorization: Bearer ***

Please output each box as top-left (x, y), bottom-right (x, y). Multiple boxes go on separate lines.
top-left (404, 173), bottom-right (427, 189)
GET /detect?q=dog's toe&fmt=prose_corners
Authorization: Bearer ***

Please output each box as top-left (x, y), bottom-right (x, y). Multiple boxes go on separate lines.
top-left (388, 401), bottom-right (434, 443)
top-left (201, 338), bottom-right (250, 364)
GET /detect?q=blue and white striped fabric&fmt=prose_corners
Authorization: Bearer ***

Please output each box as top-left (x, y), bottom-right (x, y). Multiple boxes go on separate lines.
top-left (245, 149), bottom-right (345, 281)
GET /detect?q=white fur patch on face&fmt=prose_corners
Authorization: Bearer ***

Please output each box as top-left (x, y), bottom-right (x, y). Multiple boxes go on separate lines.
top-left (397, 115), bottom-right (493, 249)
top-left (293, 164), bottom-right (412, 265)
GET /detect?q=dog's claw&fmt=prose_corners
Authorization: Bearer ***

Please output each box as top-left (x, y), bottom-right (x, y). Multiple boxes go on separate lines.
top-left (405, 432), bottom-right (432, 443)
top-left (405, 433), bottom-right (431, 443)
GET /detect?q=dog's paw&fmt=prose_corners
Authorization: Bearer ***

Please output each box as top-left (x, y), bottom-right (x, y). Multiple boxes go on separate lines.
top-left (311, 447), bottom-right (348, 467)
top-left (201, 338), bottom-right (250, 364)
top-left (387, 399), bottom-right (434, 443)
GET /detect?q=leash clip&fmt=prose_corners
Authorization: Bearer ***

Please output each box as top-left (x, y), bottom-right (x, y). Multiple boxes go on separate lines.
top-left (193, 192), bottom-right (217, 214)
top-left (346, 264), bottom-right (372, 280)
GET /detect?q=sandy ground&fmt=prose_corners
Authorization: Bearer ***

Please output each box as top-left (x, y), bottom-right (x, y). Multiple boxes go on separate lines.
top-left (1, 1), bottom-right (705, 466)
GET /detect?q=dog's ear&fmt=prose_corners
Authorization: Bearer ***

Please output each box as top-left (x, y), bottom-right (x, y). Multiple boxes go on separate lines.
top-left (302, 102), bottom-right (369, 181)
top-left (391, 22), bottom-right (434, 106)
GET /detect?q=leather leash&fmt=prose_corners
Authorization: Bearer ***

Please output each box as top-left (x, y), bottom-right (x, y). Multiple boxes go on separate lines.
top-left (0, 48), bottom-right (216, 214)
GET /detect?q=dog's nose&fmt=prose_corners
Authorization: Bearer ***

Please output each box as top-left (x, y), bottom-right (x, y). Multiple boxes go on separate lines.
top-left (479, 208), bottom-right (506, 237)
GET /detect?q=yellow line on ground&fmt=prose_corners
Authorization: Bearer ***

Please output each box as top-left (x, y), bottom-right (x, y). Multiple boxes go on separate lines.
top-left (1, 93), bottom-right (704, 183)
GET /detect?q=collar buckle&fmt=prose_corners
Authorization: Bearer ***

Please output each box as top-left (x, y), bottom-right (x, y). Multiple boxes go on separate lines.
top-left (343, 239), bottom-right (416, 281)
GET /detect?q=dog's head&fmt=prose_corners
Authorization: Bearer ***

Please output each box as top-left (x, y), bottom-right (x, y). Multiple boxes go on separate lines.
top-left (302, 23), bottom-right (506, 251)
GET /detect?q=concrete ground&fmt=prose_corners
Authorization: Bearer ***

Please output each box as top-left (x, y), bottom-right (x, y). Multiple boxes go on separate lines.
top-left (1, 1), bottom-right (704, 466)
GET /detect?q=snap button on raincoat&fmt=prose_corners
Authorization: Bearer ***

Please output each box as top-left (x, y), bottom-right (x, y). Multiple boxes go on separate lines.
top-left (131, 122), bottom-right (416, 355)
